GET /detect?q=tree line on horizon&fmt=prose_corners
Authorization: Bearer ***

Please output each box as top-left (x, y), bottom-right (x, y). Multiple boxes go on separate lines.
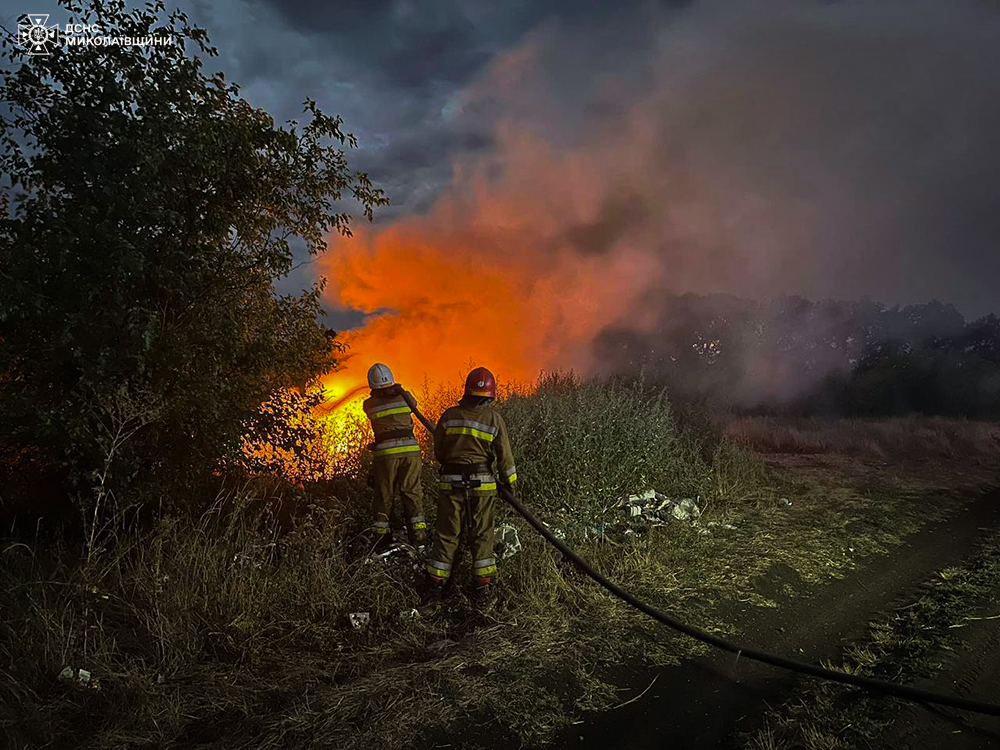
top-left (594, 294), bottom-right (1000, 419)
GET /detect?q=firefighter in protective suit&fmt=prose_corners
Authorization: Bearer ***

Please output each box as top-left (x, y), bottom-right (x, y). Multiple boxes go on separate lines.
top-left (423, 366), bottom-right (517, 603)
top-left (363, 363), bottom-right (427, 547)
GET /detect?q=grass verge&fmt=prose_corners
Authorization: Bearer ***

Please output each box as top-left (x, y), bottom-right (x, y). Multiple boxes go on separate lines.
top-left (743, 531), bottom-right (1000, 750)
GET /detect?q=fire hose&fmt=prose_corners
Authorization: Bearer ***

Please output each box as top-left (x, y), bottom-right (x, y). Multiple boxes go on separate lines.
top-left (403, 392), bottom-right (436, 435)
top-left (496, 484), bottom-right (1000, 718)
top-left (403, 394), bottom-right (1000, 716)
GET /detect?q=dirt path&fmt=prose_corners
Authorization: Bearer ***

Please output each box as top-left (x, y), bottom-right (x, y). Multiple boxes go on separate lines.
top-left (873, 575), bottom-right (1000, 750)
top-left (551, 487), bottom-right (1000, 749)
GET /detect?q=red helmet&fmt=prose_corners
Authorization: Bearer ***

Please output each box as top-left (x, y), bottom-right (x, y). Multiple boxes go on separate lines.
top-left (464, 367), bottom-right (496, 398)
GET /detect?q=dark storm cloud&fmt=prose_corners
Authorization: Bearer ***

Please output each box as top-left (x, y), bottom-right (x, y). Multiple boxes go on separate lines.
top-left (175, 0), bottom-right (1000, 319)
top-left (459, 0), bottom-right (1000, 320)
top-left (176, 0), bottom-right (687, 222)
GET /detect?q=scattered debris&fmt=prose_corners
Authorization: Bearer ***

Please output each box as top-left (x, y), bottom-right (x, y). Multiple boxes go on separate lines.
top-left (779, 497), bottom-right (792, 508)
top-left (624, 490), bottom-right (701, 526)
top-left (524, 489), bottom-right (711, 550)
top-left (58, 666), bottom-right (97, 689)
top-left (706, 521), bottom-right (738, 531)
top-left (399, 608), bottom-right (420, 621)
top-left (348, 612), bottom-right (370, 629)
top-left (372, 543), bottom-right (408, 561)
top-left (368, 541), bottom-right (424, 573)
top-left (494, 524), bottom-right (522, 559)
top-left (671, 498), bottom-right (701, 521)
top-left (541, 522), bottom-right (566, 540)
top-left (585, 523), bottom-right (613, 542)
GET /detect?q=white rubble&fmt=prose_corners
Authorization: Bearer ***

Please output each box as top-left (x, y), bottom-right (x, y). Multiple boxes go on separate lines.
top-left (494, 524), bottom-right (522, 559)
top-left (58, 666), bottom-right (95, 688)
top-left (348, 612), bottom-right (370, 629)
top-left (624, 490), bottom-right (701, 526)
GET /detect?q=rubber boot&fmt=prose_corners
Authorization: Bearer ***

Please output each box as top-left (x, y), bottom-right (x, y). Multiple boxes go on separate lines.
top-left (409, 526), bottom-right (427, 547)
top-left (419, 574), bottom-right (446, 607)
top-left (469, 575), bottom-right (494, 602)
top-left (372, 532), bottom-right (393, 553)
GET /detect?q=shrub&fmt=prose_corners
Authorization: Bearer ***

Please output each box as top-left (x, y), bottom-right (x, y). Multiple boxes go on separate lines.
top-left (500, 373), bottom-right (765, 526)
top-left (0, 0), bottom-right (386, 532)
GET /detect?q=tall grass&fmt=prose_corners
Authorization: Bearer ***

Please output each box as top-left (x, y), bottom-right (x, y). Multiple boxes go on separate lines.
top-left (502, 373), bottom-right (769, 525)
top-left (724, 415), bottom-right (1000, 463)
top-left (1, 373), bottom-right (772, 749)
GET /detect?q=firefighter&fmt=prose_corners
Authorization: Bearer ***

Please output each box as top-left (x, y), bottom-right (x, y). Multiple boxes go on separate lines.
top-left (363, 363), bottom-right (427, 547)
top-left (423, 366), bottom-right (517, 603)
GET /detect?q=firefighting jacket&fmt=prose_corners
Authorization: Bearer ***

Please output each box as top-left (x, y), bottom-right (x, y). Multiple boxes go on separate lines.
top-left (362, 386), bottom-right (421, 459)
top-left (433, 402), bottom-right (517, 493)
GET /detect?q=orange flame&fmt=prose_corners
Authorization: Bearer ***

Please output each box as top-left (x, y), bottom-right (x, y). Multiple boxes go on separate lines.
top-left (317, 383), bottom-right (368, 415)
top-left (314, 377), bottom-right (369, 449)
top-left (314, 46), bottom-right (669, 430)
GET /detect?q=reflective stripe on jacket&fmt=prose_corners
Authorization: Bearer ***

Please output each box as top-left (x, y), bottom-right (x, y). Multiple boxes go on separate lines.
top-left (372, 436), bottom-right (421, 457)
top-left (433, 402), bottom-right (516, 487)
top-left (438, 471), bottom-right (497, 493)
top-left (363, 387), bottom-right (419, 451)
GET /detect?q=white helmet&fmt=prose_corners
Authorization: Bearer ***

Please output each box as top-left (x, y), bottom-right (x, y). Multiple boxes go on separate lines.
top-left (367, 363), bottom-right (395, 389)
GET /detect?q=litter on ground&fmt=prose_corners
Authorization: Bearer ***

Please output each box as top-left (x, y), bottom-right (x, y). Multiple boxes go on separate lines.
top-left (348, 612), bottom-right (370, 629)
top-left (585, 523), bottom-right (615, 542)
top-left (494, 524), bottom-right (522, 559)
top-left (58, 666), bottom-right (96, 688)
top-left (624, 490), bottom-right (701, 526)
top-left (368, 542), bottom-right (424, 572)
top-left (706, 521), bottom-right (738, 531)
top-left (542, 522), bottom-right (566, 540)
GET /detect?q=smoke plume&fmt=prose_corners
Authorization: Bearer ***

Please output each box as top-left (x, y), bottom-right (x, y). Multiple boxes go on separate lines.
top-left (318, 0), bottom-right (1000, 399)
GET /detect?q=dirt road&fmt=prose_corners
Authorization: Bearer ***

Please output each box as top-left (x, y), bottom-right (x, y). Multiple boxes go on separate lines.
top-left (873, 575), bottom-right (1000, 750)
top-left (552, 487), bottom-right (1000, 749)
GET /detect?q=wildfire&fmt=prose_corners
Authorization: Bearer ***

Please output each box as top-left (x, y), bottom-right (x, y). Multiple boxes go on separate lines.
top-left (314, 233), bottom-right (532, 436)
top-left (314, 377), bottom-right (369, 451)
top-left (314, 214), bottom-right (660, 435)
top-left (311, 42), bottom-right (671, 433)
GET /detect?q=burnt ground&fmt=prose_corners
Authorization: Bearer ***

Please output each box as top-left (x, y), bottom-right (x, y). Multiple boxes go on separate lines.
top-left (548, 486), bottom-right (1000, 750)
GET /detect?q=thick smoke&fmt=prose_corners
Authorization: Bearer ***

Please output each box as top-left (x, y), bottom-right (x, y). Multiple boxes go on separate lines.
top-left (320, 0), bottom-right (1000, 393)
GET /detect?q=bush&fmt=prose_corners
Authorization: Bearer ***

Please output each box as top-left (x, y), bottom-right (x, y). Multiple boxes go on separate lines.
top-left (0, 0), bottom-right (386, 531)
top-left (238, 388), bottom-right (337, 485)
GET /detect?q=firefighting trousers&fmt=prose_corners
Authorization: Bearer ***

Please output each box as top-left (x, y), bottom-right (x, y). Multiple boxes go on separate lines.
top-left (427, 490), bottom-right (497, 581)
top-left (371, 454), bottom-right (425, 536)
